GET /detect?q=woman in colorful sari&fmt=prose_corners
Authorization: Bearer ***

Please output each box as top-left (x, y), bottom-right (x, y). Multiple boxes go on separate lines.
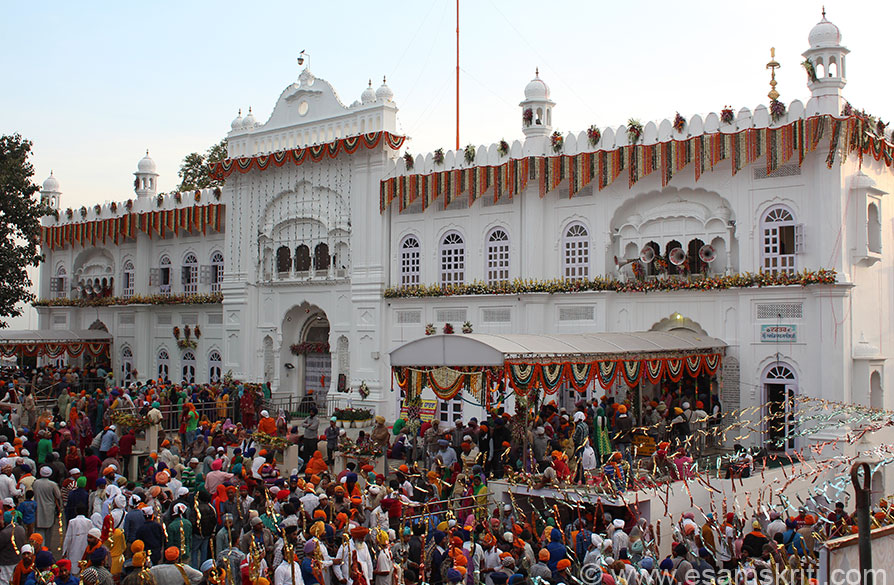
top-left (593, 407), bottom-right (612, 465)
top-left (472, 473), bottom-right (489, 521)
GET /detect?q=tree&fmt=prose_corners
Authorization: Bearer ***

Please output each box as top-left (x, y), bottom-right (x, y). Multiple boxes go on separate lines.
top-left (0, 135), bottom-right (47, 328)
top-left (177, 138), bottom-right (228, 191)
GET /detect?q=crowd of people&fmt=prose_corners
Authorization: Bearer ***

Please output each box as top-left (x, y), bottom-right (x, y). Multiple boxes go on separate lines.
top-left (0, 363), bottom-right (884, 585)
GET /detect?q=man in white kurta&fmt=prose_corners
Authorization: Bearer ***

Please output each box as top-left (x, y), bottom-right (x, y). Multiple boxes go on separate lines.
top-left (274, 549), bottom-right (305, 585)
top-left (63, 511), bottom-right (93, 575)
top-left (335, 527), bottom-right (373, 585)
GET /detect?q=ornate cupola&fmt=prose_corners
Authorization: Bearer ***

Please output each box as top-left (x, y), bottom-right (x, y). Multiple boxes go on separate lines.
top-left (519, 68), bottom-right (555, 139)
top-left (40, 172), bottom-right (61, 210)
top-left (134, 150), bottom-right (159, 199)
top-left (802, 9), bottom-right (849, 115)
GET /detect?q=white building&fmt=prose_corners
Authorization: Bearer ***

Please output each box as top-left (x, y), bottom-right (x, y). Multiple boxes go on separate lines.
top-left (32, 14), bottom-right (894, 450)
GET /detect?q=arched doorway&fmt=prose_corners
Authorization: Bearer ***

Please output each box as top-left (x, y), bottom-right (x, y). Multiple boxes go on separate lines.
top-left (762, 362), bottom-right (797, 451)
top-left (870, 370), bottom-right (883, 410)
top-left (281, 304), bottom-right (332, 405)
top-left (301, 314), bottom-right (331, 406)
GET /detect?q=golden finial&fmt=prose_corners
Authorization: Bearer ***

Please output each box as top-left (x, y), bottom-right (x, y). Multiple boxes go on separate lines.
top-left (766, 47), bottom-right (781, 101)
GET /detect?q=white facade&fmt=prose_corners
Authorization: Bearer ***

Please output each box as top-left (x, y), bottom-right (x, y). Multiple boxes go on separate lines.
top-left (36, 15), bottom-right (894, 448)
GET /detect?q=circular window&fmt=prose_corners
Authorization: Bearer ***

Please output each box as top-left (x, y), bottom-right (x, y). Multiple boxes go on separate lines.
top-left (298, 101), bottom-right (309, 116)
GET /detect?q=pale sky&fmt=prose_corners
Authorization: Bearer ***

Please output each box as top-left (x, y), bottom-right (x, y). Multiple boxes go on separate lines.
top-left (2, 1), bottom-right (892, 329)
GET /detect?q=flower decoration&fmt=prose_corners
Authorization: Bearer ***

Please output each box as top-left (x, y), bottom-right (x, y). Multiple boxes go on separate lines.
top-left (252, 431), bottom-right (290, 451)
top-left (842, 102), bottom-right (855, 116)
top-left (156, 194), bottom-right (164, 208)
top-left (109, 202), bottom-right (117, 213)
top-left (802, 59), bottom-right (817, 83)
top-left (173, 326), bottom-right (181, 339)
top-left (522, 108), bottom-right (533, 127)
top-left (183, 325), bottom-right (192, 339)
top-left (653, 256), bottom-right (669, 273)
top-left (443, 323), bottom-right (454, 334)
top-left (462, 321), bottom-right (473, 334)
top-left (65, 208), bottom-right (73, 219)
top-left (110, 410), bottom-right (150, 430)
top-left (550, 131), bottom-right (564, 154)
top-left (50, 209), bottom-right (59, 222)
top-left (587, 125), bottom-right (601, 148)
top-left (403, 152), bottom-right (414, 170)
top-left (290, 342), bottom-right (330, 355)
top-left (125, 199), bottom-right (133, 211)
top-left (770, 99), bottom-right (786, 122)
top-left (214, 187), bottom-right (222, 200)
top-left (876, 120), bottom-right (887, 138)
top-left (33, 292), bottom-right (223, 308)
top-left (383, 269), bottom-right (838, 298)
top-left (464, 144), bottom-right (476, 164)
top-left (626, 119), bottom-right (643, 144)
top-left (334, 407), bottom-right (373, 421)
top-left (498, 140), bottom-right (509, 157)
top-left (194, 325), bottom-right (202, 339)
top-left (720, 107), bottom-right (735, 125)
top-left (194, 190), bottom-right (201, 202)
top-left (673, 112), bottom-right (686, 133)
top-left (79, 206), bottom-right (87, 218)
top-left (93, 204), bottom-right (102, 216)
top-left (177, 339), bottom-right (198, 350)
top-left (433, 148), bottom-right (445, 165)
top-left (425, 323), bottom-right (436, 336)
top-left (358, 381), bottom-right (370, 400)
top-left (174, 192), bottom-right (182, 203)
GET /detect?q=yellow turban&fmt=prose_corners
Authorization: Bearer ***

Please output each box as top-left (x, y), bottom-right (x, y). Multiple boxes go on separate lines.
top-left (310, 521), bottom-right (326, 538)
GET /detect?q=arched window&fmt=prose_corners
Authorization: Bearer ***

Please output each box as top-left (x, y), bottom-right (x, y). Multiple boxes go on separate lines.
top-left (210, 252), bottom-right (224, 293)
top-left (314, 242), bottom-right (330, 271)
top-left (440, 232), bottom-right (465, 286)
top-left (53, 266), bottom-right (67, 299)
top-left (665, 240), bottom-right (683, 276)
top-left (868, 203), bottom-right (881, 254)
top-left (157, 348), bottom-right (170, 381)
top-left (400, 236), bottom-right (421, 286)
top-left (276, 246), bottom-right (292, 275)
top-left (486, 228), bottom-right (510, 285)
top-left (761, 206), bottom-right (797, 275)
top-left (121, 346), bottom-right (134, 383)
top-left (295, 245), bottom-right (311, 273)
top-left (181, 351), bottom-right (196, 384)
top-left (122, 260), bottom-right (135, 298)
top-left (182, 252), bottom-right (198, 294)
top-left (209, 350), bottom-right (222, 383)
top-left (159, 255), bottom-right (172, 295)
top-left (687, 239), bottom-right (706, 275)
top-left (563, 223), bottom-right (589, 281)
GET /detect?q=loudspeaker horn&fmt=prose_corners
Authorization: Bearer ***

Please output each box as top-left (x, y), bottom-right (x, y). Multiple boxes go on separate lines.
top-left (698, 244), bottom-right (717, 263)
top-left (639, 245), bottom-right (655, 264)
top-left (669, 247), bottom-right (686, 266)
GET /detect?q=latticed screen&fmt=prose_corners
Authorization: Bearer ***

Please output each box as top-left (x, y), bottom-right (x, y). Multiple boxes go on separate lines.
top-left (756, 303), bottom-right (803, 320)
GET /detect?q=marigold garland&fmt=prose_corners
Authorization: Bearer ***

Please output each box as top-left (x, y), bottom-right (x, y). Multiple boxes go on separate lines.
top-left (33, 292), bottom-right (223, 307)
top-left (383, 269), bottom-right (837, 298)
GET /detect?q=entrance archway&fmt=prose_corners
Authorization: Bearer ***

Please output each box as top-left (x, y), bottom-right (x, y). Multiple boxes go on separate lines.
top-left (281, 304), bottom-right (332, 405)
top-left (762, 362), bottom-right (797, 451)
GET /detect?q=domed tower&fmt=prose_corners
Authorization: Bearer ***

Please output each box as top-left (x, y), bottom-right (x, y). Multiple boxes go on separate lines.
top-left (519, 68), bottom-right (555, 138)
top-left (134, 150), bottom-right (159, 199)
top-left (40, 172), bottom-right (61, 210)
top-left (802, 9), bottom-right (849, 114)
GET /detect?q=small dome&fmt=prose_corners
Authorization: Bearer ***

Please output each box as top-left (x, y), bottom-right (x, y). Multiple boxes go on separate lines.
top-left (42, 171), bottom-right (60, 193)
top-left (242, 108), bottom-right (258, 129)
top-left (137, 151), bottom-right (157, 174)
top-left (524, 68), bottom-right (550, 101)
top-left (808, 12), bottom-right (841, 48)
top-left (361, 80), bottom-right (376, 104)
top-left (375, 77), bottom-right (394, 102)
top-left (231, 109), bottom-right (244, 131)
